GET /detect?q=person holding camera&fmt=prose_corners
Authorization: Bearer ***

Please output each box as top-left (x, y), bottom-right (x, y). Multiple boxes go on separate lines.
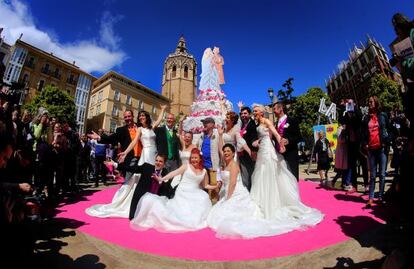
top-left (390, 13), bottom-right (414, 127)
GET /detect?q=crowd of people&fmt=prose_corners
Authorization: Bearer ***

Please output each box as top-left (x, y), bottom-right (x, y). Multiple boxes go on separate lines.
top-left (313, 13), bottom-right (414, 215)
top-left (0, 11), bottom-right (413, 267)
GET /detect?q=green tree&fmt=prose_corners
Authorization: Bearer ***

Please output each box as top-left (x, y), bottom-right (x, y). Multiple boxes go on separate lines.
top-left (277, 77), bottom-right (296, 103)
top-left (290, 87), bottom-right (331, 148)
top-left (369, 74), bottom-right (402, 113)
top-left (25, 85), bottom-right (77, 127)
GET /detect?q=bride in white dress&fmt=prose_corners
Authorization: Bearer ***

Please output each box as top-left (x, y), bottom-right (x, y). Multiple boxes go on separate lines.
top-left (218, 111), bottom-right (251, 160)
top-left (249, 104), bottom-right (323, 226)
top-left (208, 144), bottom-right (299, 238)
top-left (85, 108), bottom-right (165, 218)
top-left (119, 106), bottom-right (167, 165)
top-left (130, 148), bottom-right (219, 232)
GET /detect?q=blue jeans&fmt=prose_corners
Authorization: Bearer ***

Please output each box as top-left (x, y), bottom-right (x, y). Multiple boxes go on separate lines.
top-left (368, 148), bottom-right (387, 199)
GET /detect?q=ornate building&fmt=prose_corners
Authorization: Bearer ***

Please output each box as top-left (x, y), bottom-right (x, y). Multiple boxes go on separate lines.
top-left (2, 39), bottom-right (95, 133)
top-left (86, 71), bottom-right (170, 133)
top-left (326, 37), bottom-right (401, 105)
top-left (161, 37), bottom-right (197, 116)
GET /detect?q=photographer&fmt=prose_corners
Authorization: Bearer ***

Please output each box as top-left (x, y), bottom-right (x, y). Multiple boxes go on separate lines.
top-left (390, 13), bottom-right (414, 127)
top-left (0, 122), bottom-right (36, 266)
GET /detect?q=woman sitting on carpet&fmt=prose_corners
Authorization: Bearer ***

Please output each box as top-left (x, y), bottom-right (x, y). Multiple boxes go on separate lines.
top-left (130, 148), bottom-right (219, 232)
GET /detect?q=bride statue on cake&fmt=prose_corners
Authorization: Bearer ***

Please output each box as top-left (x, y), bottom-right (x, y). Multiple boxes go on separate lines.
top-left (183, 46), bottom-right (232, 133)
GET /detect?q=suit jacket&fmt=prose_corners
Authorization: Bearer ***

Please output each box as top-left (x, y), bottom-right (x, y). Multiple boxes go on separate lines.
top-left (240, 119), bottom-right (258, 152)
top-left (280, 117), bottom-right (301, 153)
top-left (154, 126), bottom-right (180, 160)
top-left (118, 162), bottom-right (168, 219)
top-left (100, 125), bottom-right (135, 164)
top-left (274, 116), bottom-right (302, 180)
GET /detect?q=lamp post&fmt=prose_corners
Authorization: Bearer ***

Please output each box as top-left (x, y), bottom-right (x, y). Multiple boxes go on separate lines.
top-left (267, 87), bottom-right (274, 122)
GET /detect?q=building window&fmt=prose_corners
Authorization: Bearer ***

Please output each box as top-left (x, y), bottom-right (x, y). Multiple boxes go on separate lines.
top-left (139, 100), bottom-right (144, 110)
top-left (152, 105), bottom-right (157, 115)
top-left (98, 91), bottom-right (103, 102)
top-left (112, 105), bottom-right (119, 117)
top-left (22, 74), bottom-right (29, 84)
top-left (114, 89), bottom-right (120, 101)
top-left (96, 104), bottom-right (101, 115)
top-left (91, 95), bottom-right (96, 105)
top-left (43, 63), bottom-right (49, 73)
top-left (172, 65), bottom-right (177, 77)
top-left (54, 68), bottom-right (60, 78)
top-left (27, 57), bottom-right (34, 68)
top-left (37, 80), bottom-right (44, 91)
top-left (110, 120), bottom-right (117, 133)
top-left (184, 65), bottom-right (188, 78)
top-left (126, 95), bottom-right (132, 105)
top-left (89, 107), bottom-right (94, 118)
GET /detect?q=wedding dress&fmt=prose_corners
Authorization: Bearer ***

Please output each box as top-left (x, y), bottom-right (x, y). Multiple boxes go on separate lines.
top-left (130, 165), bottom-right (212, 232)
top-left (208, 170), bottom-right (298, 238)
top-left (250, 125), bottom-right (323, 226)
top-left (85, 174), bottom-right (140, 218)
top-left (138, 127), bottom-right (157, 166)
top-left (85, 128), bottom-right (156, 218)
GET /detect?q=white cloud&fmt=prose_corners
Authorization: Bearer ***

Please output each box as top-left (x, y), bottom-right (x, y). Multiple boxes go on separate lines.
top-left (0, 0), bottom-right (127, 73)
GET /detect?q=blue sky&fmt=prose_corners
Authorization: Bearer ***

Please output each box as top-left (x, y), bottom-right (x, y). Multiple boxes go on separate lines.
top-left (1, 0), bottom-right (413, 107)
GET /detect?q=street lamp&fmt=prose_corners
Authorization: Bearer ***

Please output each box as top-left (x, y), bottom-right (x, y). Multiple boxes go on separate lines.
top-left (267, 88), bottom-right (274, 121)
top-left (267, 88), bottom-right (274, 103)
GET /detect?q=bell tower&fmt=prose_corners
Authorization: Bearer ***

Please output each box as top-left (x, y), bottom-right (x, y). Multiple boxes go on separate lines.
top-left (161, 36), bottom-right (197, 116)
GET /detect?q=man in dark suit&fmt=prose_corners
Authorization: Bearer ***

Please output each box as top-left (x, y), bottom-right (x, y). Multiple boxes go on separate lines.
top-left (89, 110), bottom-right (141, 182)
top-left (154, 112), bottom-right (180, 172)
top-left (75, 133), bottom-right (91, 183)
top-left (116, 154), bottom-right (169, 219)
top-left (238, 106), bottom-right (258, 191)
top-left (273, 102), bottom-right (302, 180)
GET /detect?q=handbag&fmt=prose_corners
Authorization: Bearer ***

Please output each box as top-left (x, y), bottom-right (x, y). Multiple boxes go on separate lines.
top-left (326, 139), bottom-right (334, 161)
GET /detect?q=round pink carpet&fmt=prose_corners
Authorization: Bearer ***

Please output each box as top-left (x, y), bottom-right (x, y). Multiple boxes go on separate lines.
top-left (56, 181), bottom-right (384, 261)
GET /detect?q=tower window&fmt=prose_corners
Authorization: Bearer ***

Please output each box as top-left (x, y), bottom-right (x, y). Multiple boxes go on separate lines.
top-left (172, 65), bottom-right (177, 77)
top-left (184, 66), bottom-right (188, 78)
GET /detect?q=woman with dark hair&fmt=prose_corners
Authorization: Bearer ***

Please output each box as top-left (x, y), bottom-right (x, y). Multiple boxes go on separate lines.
top-left (218, 111), bottom-right (251, 161)
top-left (119, 106), bottom-right (166, 166)
top-left (361, 96), bottom-right (390, 207)
top-left (130, 148), bottom-right (219, 232)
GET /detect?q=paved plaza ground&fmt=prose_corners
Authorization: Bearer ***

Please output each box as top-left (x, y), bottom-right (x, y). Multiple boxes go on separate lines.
top-left (31, 164), bottom-right (411, 269)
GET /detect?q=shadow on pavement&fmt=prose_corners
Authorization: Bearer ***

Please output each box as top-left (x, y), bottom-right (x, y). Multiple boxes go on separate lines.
top-left (32, 188), bottom-right (107, 268)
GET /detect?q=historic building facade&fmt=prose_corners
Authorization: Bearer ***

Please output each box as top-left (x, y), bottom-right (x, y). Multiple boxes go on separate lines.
top-left (2, 39), bottom-right (95, 133)
top-left (161, 37), bottom-right (197, 116)
top-left (86, 71), bottom-right (170, 133)
top-left (326, 37), bottom-right (401, 105)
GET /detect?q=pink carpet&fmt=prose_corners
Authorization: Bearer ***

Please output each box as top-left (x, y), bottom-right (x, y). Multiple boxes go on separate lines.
top-left (56, 181), bottom-right (385, 261)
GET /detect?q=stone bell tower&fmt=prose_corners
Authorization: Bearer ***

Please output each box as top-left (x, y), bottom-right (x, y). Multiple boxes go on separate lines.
top-left (161, 36), bottom-right (197, 116)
